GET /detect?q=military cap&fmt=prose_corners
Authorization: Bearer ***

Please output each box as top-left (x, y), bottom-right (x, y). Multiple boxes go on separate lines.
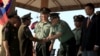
top-left (73, 15), bottom-right (85, 22)
top-left (7, 10), bottom-right (18, 18)
top-left (50, 13), bottom-right (59, 19)
top-left (21, 13), bottom-right (32, 21)
top-left (40, 7), bottom-right (51, 14)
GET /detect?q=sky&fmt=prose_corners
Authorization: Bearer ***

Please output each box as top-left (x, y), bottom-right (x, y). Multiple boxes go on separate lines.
top-left (15, 7), bottom-right (100, 56)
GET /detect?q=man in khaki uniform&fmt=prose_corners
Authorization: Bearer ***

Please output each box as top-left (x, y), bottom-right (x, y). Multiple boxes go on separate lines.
top-left (34, 7), bottom-right (54, 56)
top-left (73, 15), bottom-right (85, 56)
top-left (18, 13), bottom-right (40, 56)
top-left (44, 13), bottom-right (77, 56)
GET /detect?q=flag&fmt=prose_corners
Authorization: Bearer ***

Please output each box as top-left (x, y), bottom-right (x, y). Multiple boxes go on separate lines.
top-left (0, 8), bottom-right (8, 25)
top-left (5, 0), bottom-right (12, 12)
top-left (0, 0), bottom-right (2, 3)
top-left (0, 0), bottom-right (3, 7)
top-left (0, 0), bottom-right (12, 25)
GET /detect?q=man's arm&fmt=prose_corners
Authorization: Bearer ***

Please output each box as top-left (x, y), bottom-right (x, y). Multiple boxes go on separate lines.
top-left (47, 32), bottom-right (62, 40)
top-left (49, 39), bottom-right (55, 51)
top-left (2, 27), bottom-right (10, 56)
top-left (43, 32), bottom-right (62, 42)
top-left (3, 41), bottom-right (9, 52)
top-left (3, 40), bottom-right (10, 56)
top-left (30, 37), bottom-right (42, 42)
top-left (24, 27), bottom-right (41, 42)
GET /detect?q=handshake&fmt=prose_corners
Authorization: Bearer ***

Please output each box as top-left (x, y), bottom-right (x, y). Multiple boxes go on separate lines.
top-left (33, 37), bottom-right (50, 43)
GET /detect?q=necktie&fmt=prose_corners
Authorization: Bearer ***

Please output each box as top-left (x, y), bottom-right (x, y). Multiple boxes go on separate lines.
top-left (87, 18), bottom-right (91, 27)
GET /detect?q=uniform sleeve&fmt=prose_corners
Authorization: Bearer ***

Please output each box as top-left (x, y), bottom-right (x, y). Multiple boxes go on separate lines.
top-left (34, 23), bottom-right (38, 33)
top-left (24, 27), bottom-right (33, 39)
top-left (56, 24), bottom-right (63, 34)
top-left (49, 26), bottom-right (55, 35)
top-left (2, 27), bottom-right (10, 41)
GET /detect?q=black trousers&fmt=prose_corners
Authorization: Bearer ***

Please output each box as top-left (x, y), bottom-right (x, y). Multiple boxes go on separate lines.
top-left (36, 41), bottom-right (51, 56)
top-left (97, 48), bottom-right (100, 56)
top-left (9, 47), bottom-right (20, 56)
top-left (58, 37), bottom-right (77, 56)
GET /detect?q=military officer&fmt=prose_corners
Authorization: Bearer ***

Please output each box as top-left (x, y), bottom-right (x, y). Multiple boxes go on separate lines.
top-left (34, 7), bottom-right (54, 56)
top-left (18, 13), bottom-right (40, 56)
top-left (72, 15), bottom-right (85, 56)
top-left (1, 10), bottom-right (21, 56)
top-left (44, 13), bottom-right (77, 56)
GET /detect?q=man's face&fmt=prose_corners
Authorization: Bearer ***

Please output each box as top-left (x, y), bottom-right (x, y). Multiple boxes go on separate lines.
top-left (26, 19), bottom-right (31, 26)
top-left (85, 6), bottom-right (94, 16)
top-left (10, 17), bottom-right (18, 24)
top-left (14, 19), bottom-right (21, 28)
top-left (40, 13), bottom-right (49, 21)
top-left (50, 18), bottom-right (58, 26)
top-left (74, 21), bottom-right (82, 28)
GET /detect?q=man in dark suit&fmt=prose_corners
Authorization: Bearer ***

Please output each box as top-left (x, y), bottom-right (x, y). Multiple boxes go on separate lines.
top-left (96, 11), bottom-right (100, 56)
top-left (80, 3), bottom-right (98, 56)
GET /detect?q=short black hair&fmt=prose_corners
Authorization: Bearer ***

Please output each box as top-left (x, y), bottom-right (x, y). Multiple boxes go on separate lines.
top-left (73, 15), bottom-right (85, 22)
top-left (85, 3), bottom-right (95, 11)
top-left (7, 10), bottom-right (18, 19)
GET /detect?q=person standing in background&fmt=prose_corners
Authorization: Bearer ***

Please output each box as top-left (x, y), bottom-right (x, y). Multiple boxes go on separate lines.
top-left (80, 3), bottom-right (98, 56)
top-left (96, 11), bottom-right (100, 56)
top-left (73, 15), bottom-right (85, 56)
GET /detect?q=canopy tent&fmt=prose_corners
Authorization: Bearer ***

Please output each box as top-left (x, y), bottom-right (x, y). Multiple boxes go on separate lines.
top-left (16, 0), bottom-right (100, 12)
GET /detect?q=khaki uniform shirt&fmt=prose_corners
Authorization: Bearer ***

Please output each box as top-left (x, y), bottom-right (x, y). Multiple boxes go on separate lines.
top-left (73, 28), bottom-right (81, 45)
top-left (34, 21), bottom-right (52, 56)
top-left (50, 20), bottom-right (74, 43)
top-left (18, 24), bottom-right (33, 56)
top-left (34, 22), bottom-right (52, 39)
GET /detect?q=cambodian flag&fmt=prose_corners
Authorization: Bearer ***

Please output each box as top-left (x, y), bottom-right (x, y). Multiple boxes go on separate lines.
top-left (0, 8), bottom-right (8, 25)
top-left (0, 0), bottom-right (12, 25)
